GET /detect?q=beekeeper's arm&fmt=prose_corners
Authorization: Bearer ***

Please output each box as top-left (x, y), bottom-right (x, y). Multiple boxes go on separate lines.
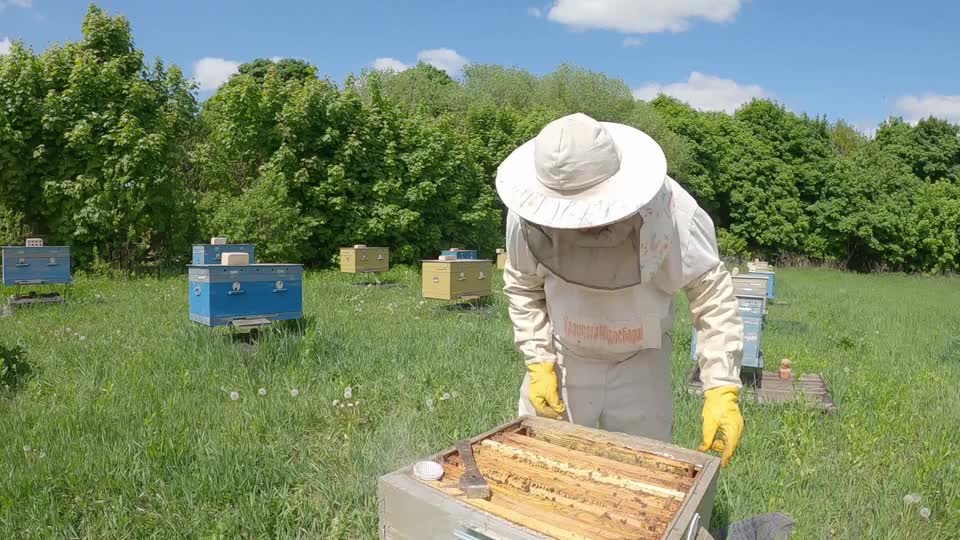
top-left (503, 211), bottom-right (565, 418)
top-left (682, 207), bottom-right (744, 466)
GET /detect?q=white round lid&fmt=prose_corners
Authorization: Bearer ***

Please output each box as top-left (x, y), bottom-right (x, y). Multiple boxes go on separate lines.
top-left (413, 460), bottom-right (444, 481)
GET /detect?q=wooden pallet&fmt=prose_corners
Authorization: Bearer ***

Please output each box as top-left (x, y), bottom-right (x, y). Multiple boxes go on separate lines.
top-left (7, 293), bottom-right (65, 310)
top-left (687, 368), bottom-right (836, 413)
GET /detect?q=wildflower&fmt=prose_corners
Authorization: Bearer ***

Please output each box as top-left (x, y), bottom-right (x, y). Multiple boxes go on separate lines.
top-left (229, 391), bottom-right (240, 401)
top-left (903, 493), bottom-right (921, 505)
top-left (258, 388), bottom-right (267, 396)
top-left (426, 398), bottom-right (435, 411)
top-left (919, 507), bottom-right (931, 519)
top-left (344, 386), bottom-right (353, 399)
top-left (290, 388), bottom-right (300, 397)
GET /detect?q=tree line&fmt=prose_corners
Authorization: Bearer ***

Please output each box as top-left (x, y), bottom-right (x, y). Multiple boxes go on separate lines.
top-left (1, 6), bottom-right (958, 273)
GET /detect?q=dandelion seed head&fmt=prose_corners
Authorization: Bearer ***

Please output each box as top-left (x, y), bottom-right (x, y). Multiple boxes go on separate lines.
top-left (229, 391), bottom-right (240, 401)
top-left (904, 493), bottom-right (921, 505)
top-left (290, 388), bottom-right (300, 397)
top-left (920, 507), bottom-right (931, 519)
top-left (23, 445), bottom-right (31, 453)
top-left (332, 399), bottom-right (339, 406)
top-left (344, 386), bottom-right (353, 399)
top-left (258, 388), bottom-right (267, 396)
top-left (441, 392), bottom-right (451, 401)
top-left (426, 398), bottom-right (434, 411)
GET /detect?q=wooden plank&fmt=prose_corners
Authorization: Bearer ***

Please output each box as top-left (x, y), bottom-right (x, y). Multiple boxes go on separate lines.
top-left (438, 464), bottom-right (649, 540)
top-left (686, 369), bottom-right (836, 413)
top-left (460, 446), bottom-right (681, 518)
top-left (522, 417), bottom-right (703, 477)
top-left (496, 433), bottom-right (694, 494)
top-left (443, 458), bottom-right (669, 537)
top-left (527, 429), bottom-right (698, 480)
top-left (481, 439), bottom-right (686, 501)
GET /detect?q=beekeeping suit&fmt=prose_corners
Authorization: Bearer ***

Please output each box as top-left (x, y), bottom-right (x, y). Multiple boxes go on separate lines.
top-left (496, 113), bottom-right (745, 466)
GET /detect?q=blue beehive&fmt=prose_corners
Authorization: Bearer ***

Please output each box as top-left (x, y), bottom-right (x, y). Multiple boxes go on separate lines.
top-left (192, 244), bottom-right (256, 265)
top-left (690, 294), bottom-right (765, 369)
top-left (743, 271), bottom-right (775, 300)
top-left (2, 246), bottom-right (72, 286)
top-left (188, 264), bottom-right (303, 326)
top-left (440, 248), bottom-right (478, 260)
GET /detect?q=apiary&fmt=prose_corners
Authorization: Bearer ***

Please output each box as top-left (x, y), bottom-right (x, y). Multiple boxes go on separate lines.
top-left (440, 248), bottom-right (478, 260)
top-left (422, 259), bottom-right (493, 300)
top-left (341, 245), bottom-right (390, 273)
top-left (378, 416), bottom-right (719, 540)
top-left (192, 241), bottom-right (256, 265)
top-left (742, 271), bottom-right (775, 300)
top-left (188, 263), bottom-right (303, 326)
top-left (496, 248), bottom-right (508, 270)
top-left (2, 246), bottom-right (72, 286)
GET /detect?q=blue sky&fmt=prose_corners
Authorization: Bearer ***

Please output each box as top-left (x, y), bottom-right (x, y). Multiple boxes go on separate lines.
top-left (2, 1), bottom-right (959, 132)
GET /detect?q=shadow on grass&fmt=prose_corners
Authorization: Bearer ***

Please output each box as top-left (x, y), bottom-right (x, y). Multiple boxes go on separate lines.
top-left (0, 343), bottom-right (34, 393)
top-left (438, 298), bottom-right (496, 316)
top-left (765, 319), bottom-right (810, 335)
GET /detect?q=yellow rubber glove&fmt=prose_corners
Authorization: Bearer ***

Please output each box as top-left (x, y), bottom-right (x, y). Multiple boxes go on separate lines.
top-left (527, 362), bottom-right (566, 419)
top-left (699, 385), bottom-right (744, 467)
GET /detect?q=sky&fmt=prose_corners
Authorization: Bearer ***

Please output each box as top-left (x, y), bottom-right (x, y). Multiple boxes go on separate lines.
top-left (1, 1), bottom-right (959, 133)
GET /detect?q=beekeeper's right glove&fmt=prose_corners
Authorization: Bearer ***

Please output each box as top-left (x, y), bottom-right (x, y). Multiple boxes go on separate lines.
top-left (526, 362), bottom-right (566, 419)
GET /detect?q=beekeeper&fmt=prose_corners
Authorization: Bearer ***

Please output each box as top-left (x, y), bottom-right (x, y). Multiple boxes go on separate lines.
top-left (497, 113), bottom-right (745, 466)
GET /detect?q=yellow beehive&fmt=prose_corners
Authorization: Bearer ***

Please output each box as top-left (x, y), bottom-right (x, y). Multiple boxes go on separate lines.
top-left (341, 246), bottom-right (390, 273)
top-left (496, 248), bottom-right (507, 270)
top-left (422, 259), bottom-right (493, 300)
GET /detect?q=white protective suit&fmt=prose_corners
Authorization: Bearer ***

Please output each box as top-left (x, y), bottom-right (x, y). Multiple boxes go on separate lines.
top-left (505, 176), bottom-right (744, 441)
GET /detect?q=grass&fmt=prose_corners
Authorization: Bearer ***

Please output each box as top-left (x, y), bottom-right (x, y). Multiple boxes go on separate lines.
top-left (0, 266), bottom-right (958, 538)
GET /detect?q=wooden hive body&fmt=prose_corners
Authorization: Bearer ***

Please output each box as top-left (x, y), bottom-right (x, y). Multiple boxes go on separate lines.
top-left (341, 247), bottom-right (390, 273)
top-left (731, 275), bottom-right (767, 299)
top-left (379, 417), bottom-right (719, 540)
top-left (691, 294), bottom-right (765, 369)
top-left (192, 244), bottom-right (256, 265)
top-left (2, 246), bottom-right (72, 286)
top-left (441, 249), bottom-right (478, 260)
top-left (742, 271), bottom-right (775, 300)
top-left (496, 253), bottom-right (508, 270)
top-left (422, 260), bottom-right (493, 300)
top-left (187, 264), bottom-right (303, 326)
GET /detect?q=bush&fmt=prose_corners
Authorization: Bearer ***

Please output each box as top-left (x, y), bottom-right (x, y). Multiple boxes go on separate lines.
top-left (0, 343), bottom-right (32, 391)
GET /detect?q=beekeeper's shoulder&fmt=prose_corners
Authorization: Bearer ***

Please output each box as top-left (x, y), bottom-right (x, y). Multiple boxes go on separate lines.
top-left (666, 177), bottom-right (704, 243)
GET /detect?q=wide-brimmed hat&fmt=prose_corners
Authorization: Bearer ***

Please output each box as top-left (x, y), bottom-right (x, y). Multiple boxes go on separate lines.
top-left (496, 113), bottom-right (667, 229)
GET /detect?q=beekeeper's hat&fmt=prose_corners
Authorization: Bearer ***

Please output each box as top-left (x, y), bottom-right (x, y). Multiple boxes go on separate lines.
top-left (495, 113), bottom-right (667, 229)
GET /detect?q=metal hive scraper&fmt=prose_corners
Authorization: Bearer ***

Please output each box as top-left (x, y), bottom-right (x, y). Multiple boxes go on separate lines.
top-left (454, 440), bottom-right (491, 500)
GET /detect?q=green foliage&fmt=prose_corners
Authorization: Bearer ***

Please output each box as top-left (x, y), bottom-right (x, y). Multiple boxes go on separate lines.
top-left (2, 4), bottom-right (960, 273)
top-left (0, 5), bottom-right (198, 268)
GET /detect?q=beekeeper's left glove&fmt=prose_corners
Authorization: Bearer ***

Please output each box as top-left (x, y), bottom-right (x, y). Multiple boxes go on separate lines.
top-left (699, 385), bottom-right (744, 467)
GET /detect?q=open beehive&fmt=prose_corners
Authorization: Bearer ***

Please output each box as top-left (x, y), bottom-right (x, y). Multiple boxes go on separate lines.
top-left (379, 417), bottom-right (719, 540)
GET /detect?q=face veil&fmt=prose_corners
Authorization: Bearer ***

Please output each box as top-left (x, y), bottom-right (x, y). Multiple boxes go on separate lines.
top-left (520, 182), bottom-right (676, 290)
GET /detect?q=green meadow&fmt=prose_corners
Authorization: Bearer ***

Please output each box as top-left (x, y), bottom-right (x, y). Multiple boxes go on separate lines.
top-left (1, 267), bottom-right (958, 539)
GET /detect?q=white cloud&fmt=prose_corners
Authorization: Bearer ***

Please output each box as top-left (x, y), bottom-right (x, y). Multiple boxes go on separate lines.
top-left (548, 0), bottom-right (743, 34)
top-left (372, 48), bottom-right (470, 77)
top-left (895, 94), bottom-right (960, 124)
top-left (416, 48), bottom-right (470, 76)
top-left (0, 0), bottom-right (32, 9)
top-left (270, 56), bottom-right (284, 62)
top-left (372, 57), bottom-right (410, 73)
top-left (527, 7), bottom-right (543, 17)
top-left (622, 36), bottom-right (644, 47)
top-left (192, 57), bottom-right (240, 91)
top-left (0, 38), bottom-right (11, 56)
top-left (632, 72), bottom-right (770, 113)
